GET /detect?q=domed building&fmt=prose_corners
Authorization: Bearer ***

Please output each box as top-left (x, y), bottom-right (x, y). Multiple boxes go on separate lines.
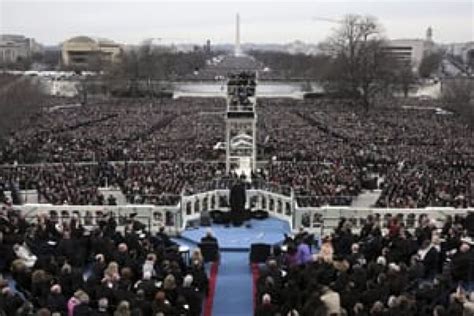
top-left (61, 35), bottom-right (122, 69)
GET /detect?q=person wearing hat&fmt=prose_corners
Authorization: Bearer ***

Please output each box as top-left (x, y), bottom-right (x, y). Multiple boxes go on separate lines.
top-left (129, 212), bottom-right (146, 232)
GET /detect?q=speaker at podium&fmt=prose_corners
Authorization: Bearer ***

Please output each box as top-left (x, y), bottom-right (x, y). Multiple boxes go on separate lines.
top-left (229, 179), bottom-right (247, 226)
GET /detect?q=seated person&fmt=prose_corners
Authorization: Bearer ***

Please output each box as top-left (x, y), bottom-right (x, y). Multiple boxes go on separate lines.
top-left (155, 226), bottom-right (175, 248)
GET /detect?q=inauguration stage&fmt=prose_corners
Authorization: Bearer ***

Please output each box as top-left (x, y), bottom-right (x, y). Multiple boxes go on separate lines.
top-left (178, 217), bottom-right (291, 251)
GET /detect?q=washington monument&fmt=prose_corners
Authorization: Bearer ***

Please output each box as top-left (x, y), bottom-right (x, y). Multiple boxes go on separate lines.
top-left (235, 13), bottom-right (242, 56)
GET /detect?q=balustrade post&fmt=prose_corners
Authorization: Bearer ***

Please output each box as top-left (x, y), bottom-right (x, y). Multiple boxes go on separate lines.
top-left (257, 194), bottom-right (263, 210)
top-left (190, 198), bottom-right (195, 215)
top-left (199, 196), bottom-right (204, 213)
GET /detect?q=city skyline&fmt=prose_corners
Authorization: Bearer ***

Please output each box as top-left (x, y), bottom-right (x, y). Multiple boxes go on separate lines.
top-left (1, 0), bottom-right (473, 46)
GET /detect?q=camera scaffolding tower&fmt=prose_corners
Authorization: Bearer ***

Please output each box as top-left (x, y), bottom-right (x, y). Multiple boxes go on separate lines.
top-left (225, 71), bottom-right (258, 178)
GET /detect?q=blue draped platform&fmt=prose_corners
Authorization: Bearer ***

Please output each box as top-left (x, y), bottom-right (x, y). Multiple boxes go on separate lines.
top-left (179, 217), bottom-right (291, 251)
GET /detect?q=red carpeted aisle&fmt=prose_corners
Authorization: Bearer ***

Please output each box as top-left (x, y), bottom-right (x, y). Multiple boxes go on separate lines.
top-left (203, 261), bottom-right (219, 316)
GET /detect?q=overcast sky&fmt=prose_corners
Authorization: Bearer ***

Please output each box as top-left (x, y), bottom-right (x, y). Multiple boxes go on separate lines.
top-left (0, 0), bottom-right (472, 46)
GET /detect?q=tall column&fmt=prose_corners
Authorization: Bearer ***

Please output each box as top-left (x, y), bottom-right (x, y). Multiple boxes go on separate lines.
top-left (235, 13), bottom-right (241, 56)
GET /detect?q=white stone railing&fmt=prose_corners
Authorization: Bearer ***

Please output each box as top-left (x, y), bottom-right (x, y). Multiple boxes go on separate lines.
top-left (293, 206), bottom-right (471, 235)
top-left (15, 203), bottom-right (181, 234)
top-left (180, 189), bottom-right (294, 230)
top-left (12, 190), bottom-right (472, 237)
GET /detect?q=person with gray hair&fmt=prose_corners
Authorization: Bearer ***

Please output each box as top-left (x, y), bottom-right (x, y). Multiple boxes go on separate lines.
top-left (96, 298), bottom-right (108, 315)
top-left (178, 274), bottom-right (202, 316)
top-left (183, 274), bottom-right (194, 288)
top-left (255, 293), bottom-right (278, 316)
top-left (200, 228), bottom-right (218, 245)
top-left (113, 300), bottom-right (131, 316)
top-left (69, 290), bottom-right (92, 316)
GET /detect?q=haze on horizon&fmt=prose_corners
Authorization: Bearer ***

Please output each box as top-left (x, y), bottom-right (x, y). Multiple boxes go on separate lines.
top-left (0, 0), bottom-right (473, 46)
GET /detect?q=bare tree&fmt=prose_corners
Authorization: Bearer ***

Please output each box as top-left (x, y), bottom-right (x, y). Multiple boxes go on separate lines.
top-left (321, 14), bottom-right (392, 110)
top-left (0, 75), bottom-right (44, 143)
top-left (393, 62), bottom-right (417, 98)
top-left (419, 51), bottom-right (443, 78)
top-left (102, 44), bottom-right (210, 97)
top-left (442, 78), bottom-right (474, 127)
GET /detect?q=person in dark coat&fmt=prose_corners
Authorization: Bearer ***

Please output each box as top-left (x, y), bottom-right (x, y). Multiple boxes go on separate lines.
top-left (0, 287), bottom-right (23, 316)
top-left (451, 241), bottom-right (473, 284)
top-left (178, 275), bottom-right (202, 316)
top-left (334, 222), bottom-right (355, 257)
top-left (56, 231), bottom-right (78, 266)
top-left (255, 293), bottom-right (279, 316)
top-left (151, 291), bottom-right (174, 315)
top-left (187, 261), bottom-right (209, 296)
top-left (131, 290), bottom-right (152, 316)
top-left (73, 303), bottom-right (95, 316)
top-left (129, 213), bottom-right (146, 232)
top-left (135, 272), bottom-right (158, 301)
top-left (155, 227), bottom-right (174, 248)
top-left (200, 229), bottom-right (218, 245)
top-left (418, 239), bottom-right (440, 279)
top-left (73, 292), bottom-right (94, 316)
top-left (46, 284), bottom-right (67, 315)
top-left (230, 179), bottom-right (246, 226)
top-left (465, 211), bottom-right (474, 237)
top-left (95, 297), bottom-right (110, 316)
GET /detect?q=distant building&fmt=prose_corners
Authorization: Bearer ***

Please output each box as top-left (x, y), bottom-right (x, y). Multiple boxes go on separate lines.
top-left (0, 34), bottom-right (42, 65)
top-left (384, 27), bottom-right (436, 71)
top-left (445, 42), bottom-right (474, 66)
top-left (384, 39), bottom-right (427, 69)
top-left (61, 36), bottom-right (122, 69)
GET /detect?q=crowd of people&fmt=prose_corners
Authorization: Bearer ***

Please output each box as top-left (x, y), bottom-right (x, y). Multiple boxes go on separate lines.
top-left (254, 212), bottom-right (474, 316)
top-left (0, 206), bottom-right (210, 315)
top-left (256, 98), bottom-right (474, 208)
top-left (258, 162), bottom-right (361, 207)
top-left (0, 94), bottom-right (473, 207)
top-left (0, 97), bottom-right (225, 163)
top-left (2, 51), bottom-right (474, 316)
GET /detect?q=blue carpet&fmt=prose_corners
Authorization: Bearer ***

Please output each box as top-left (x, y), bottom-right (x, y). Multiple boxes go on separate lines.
top-left (173, 218), bottom-right (293, 315)
top-left (181, 218), bottom-right (291, 251)
top-left (212, 251), bottom-right (253, 316)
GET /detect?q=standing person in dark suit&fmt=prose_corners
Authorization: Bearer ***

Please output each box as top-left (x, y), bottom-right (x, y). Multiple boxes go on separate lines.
top-left (200, 229), bottom-right (218, 246)
top-left (230, 178), bottom-right (246, 226)
top-left (465, 211), bottom-right (474, 237)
